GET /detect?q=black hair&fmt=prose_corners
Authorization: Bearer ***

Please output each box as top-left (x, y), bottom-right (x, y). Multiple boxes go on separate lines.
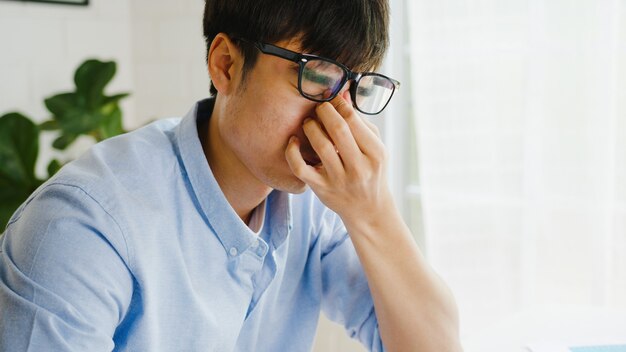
top-left (203, 0), bottom-right (389, 96)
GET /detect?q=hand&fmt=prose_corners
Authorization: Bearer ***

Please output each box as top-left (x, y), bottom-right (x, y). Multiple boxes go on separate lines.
top-left (285, 95), bottom-right (394, 225)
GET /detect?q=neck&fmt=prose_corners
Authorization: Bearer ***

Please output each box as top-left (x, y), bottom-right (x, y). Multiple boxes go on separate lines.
top-left (199, 100), bottom-right (272, 224)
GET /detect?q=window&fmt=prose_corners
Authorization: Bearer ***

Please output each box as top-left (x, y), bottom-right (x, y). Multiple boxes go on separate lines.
top-left (400, 0), bottom-right (626, 348)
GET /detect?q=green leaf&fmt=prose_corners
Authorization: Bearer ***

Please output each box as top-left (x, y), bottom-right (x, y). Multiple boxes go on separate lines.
top-left (0, 113), bottom-right (43, 231)
top-left (52, 134), bottom-right (77, 150)
top-left (0, 192), bottom-right (29, 232)
top-left (47, 159), bottom-right (62, 177)
top-left (0, 113), bottom-right (39, 185)
top-left (44, 92), bottom-right (79, 117)
top-left (45, 93), bottom-right (102, 135)
top-left (0, 174), bottom-right (43, 231)
top-left (74, 59), bottom-right (116, 109)
top-left (98, 106), bottom-right (125, 140)
top-left (39, 119), bottom-right (59, 131)
top-left (102, 93), bottom-right (130, 106)
top-left (64, 110), bottom-right (102, 135)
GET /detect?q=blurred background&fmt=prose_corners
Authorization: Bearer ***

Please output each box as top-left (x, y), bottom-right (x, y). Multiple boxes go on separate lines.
top-left (0, 0), bottom-right (624, 351)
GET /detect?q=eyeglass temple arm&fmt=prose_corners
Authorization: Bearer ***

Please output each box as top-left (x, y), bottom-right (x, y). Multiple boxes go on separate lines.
top-left (254, 42), bottom-right (302, 64)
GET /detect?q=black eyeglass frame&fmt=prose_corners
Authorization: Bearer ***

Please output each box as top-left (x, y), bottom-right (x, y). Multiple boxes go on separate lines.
top-left (237, 39), bottom-right (400, 115)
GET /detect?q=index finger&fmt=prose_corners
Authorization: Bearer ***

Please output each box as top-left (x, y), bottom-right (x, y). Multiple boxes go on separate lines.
top-left (328, 95), bottom-right (382, 157)
top-left (315, 101), bottom-right (362, 164)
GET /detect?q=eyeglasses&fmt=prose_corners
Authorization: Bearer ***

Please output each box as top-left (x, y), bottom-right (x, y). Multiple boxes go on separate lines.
top-left (237, 39), bottom-right (400, 115)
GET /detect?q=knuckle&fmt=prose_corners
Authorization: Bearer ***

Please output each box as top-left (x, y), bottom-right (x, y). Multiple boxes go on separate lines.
top-left (333, 97), bottom-right (348, 110)
top-left (332, 97), bottom-right (354, 116)
top-left (332, 121), bottom-right (351, 137)
top-left (303, 119), bottom-right (317, 131)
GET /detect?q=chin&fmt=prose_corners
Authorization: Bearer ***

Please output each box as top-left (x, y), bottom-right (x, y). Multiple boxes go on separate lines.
top-left (266, 174), bottom-right (308, 194)
top-left (257, 162), bottom-right (310, 194)
top-left (277, 179), bottom-right (309, 194)
top-left (285, 183), bottom-right (308, 194)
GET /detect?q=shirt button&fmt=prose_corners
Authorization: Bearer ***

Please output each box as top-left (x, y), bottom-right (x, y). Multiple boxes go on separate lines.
top-left (229, 247), bottom-right (238, 256)
top-left (250, 240), bottom-right (259, 249)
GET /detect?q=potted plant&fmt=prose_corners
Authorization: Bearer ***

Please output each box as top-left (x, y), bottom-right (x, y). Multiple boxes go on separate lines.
top-left (0, 59), bottom-right (129, 230)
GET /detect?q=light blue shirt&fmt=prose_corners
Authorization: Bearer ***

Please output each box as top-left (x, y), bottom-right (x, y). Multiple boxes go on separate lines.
top-left (0, 99), bottom-right (384, 351)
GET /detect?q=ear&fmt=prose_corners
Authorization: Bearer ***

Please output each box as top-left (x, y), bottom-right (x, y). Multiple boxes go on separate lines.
top-left (208, 33), bottom-right (243, 95)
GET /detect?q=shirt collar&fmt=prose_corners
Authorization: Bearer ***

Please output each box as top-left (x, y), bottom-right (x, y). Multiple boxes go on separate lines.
top-left (174, 98), bottom-right (292, 256)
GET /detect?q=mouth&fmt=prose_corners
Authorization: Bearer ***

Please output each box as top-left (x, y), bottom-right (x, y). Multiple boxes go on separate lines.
top-left (298, 136), bottom-right (323, 167)
top-left (302, 153), bottom-right (322, 167)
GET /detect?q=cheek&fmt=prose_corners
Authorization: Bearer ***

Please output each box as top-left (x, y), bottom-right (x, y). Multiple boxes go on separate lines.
top-left (237, 68), bottom-right (318, 146)
top-left (261, 98), bottom-right (315, 135)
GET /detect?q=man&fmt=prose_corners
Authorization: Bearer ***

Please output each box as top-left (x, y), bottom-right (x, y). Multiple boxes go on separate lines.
top-left (0, 0), bottom-right (461, 351)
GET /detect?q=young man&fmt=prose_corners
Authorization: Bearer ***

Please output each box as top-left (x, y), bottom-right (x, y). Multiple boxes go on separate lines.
top-left (0, 0), bottom-right (461, 351)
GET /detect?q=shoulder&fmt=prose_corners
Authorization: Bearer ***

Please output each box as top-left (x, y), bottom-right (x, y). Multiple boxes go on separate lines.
top-left (50, 117), bottom-right (182, 209)
top-left (4, 118), bottom-right (183, 266)
top-left (5, 180), bottom-right (131, 270)
top-left (64, 118), bottom-right (181, 192)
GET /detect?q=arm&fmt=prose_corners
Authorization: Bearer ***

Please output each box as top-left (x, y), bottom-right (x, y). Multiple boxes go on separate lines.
top-left (0, 184), bottom-right (133, 351)
top-left (285, 97), bottom-right (462, 351)
top-left (317, 216), bottom-right (385, 351)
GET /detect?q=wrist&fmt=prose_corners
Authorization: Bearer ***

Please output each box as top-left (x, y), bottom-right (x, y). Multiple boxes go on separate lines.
top-left (340, 192), bottom-right (401, 236)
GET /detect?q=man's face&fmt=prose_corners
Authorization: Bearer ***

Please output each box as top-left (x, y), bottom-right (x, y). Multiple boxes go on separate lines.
top-left (217, 38), bottom-right (352, 194)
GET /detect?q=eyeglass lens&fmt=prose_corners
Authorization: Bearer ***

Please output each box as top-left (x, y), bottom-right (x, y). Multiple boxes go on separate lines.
top-left (300, 59), bottom-right (395, 114)
top-left (300, 60), bottom-right (345, 100)
top-left (354, 74), bottom-right (395, 114)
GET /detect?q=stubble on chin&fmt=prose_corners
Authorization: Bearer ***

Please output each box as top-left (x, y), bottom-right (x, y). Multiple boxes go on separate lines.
top-left (263, 169), bottom-right (308, 194)
top-left (283, 180), bottom-right (308, 194)
top-left (275, 177), bottom-right (309, 194)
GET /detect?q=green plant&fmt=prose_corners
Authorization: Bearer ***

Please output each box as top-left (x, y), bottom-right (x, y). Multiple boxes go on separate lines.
top-left (0, 59), bottom-right (129, 230)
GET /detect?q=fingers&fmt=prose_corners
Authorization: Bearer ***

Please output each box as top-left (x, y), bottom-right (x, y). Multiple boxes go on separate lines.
top-left (302, 118), bottom-right (344, 178)
top-left (363, 118), bottom-right (382, 138)
top-left (285, 136), bottom-right (325, 185)
top-left (315, 101), bottom-right (362, 168)
top-left (326, 96), bottom-right (384, 159)
top-left (287, 95), bottom-right (387, 190)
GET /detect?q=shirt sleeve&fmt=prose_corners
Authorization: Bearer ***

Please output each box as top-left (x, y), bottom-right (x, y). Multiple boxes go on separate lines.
top-left (0, 183), bottom-right (134, 352)
top-left (319, 213), bottom-right (386, 352)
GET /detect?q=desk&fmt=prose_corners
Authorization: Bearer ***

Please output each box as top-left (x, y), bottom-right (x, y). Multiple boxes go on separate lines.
top-left (462, 306), bottom-right (626, 352)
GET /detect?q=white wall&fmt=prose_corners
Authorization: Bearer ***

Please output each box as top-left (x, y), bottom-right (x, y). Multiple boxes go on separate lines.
top-left (0, 0), bottom-right (134, 177)
top-left (406, 0), bottom-right (626, 347)
top-left (129, 0), bottom-right (209, 128)
top-left (0, 0), bottom-right (133, 120)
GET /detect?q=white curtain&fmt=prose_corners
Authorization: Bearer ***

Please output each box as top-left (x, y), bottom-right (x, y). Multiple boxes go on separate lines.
top-left (407, 0), bottom-right (626, 345)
